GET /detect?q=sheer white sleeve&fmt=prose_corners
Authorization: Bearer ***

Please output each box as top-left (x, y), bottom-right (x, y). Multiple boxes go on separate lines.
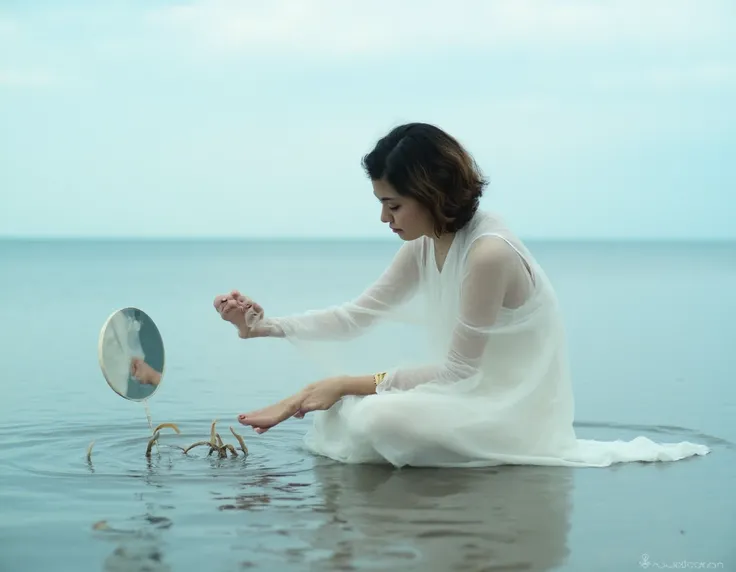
top-left (376, 237), bottom-right (516, 393)
top-left (260, 241), bottom-right (420, 341)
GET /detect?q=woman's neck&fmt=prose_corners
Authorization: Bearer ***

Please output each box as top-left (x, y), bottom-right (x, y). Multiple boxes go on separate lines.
top-left (432, 231), bottom-right (455, 255)
top-left (432, 232), bottom-right (455, 250)
top-left (431, 231), bottom-right (455, 273)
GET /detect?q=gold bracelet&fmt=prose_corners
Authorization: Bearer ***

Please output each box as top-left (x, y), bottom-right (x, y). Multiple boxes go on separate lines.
top-left (374, 372), bottom-right (387, 386)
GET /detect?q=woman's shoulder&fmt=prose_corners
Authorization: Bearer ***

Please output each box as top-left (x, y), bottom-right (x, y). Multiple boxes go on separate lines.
top-left (457, 210), bottom-right (540, 270)
top-left (464, 208), bottom-right (510, 233)
top-left (464, 234), bottom-right (521, 278)
top-left (457, 209), bottom-right (513, 249)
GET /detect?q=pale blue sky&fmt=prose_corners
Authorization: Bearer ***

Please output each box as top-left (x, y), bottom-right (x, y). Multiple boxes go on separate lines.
top-left (1, 0), bottom-right (734, 240)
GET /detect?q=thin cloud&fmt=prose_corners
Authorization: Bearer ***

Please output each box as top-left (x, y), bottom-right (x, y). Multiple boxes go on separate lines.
top-left (591, 62), bottom-right (736, 91)
top-left (0, 16), bottom-right (54, 88)
top-left (0, 69), bottom-right (55, 88)
top-left (0, 15), bottom-right (18, 37)
top-left (145, 0), bottom-right (733, 58)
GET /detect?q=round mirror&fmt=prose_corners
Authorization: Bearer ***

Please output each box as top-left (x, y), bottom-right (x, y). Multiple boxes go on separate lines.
top-left (97, 307), bottom-right (165, 401)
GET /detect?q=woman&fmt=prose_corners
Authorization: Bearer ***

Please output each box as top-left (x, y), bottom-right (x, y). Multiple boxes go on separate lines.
top-left (213, 122), bottom-right (709, 468)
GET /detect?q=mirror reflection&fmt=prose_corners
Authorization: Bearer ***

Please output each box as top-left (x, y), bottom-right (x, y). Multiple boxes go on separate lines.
top-left (98, 307), bottom-right (165, 401)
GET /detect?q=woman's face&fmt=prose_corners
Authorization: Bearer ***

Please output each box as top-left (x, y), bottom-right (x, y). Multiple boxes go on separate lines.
top-left (372, 178), bottom-right (433, 241)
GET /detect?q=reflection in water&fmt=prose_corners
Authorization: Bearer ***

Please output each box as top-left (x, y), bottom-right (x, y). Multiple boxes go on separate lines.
top-left (103, 543), bottom-right (170, 572)
top-left (1, 416), bottom-right (731, 572)
top-left (301, 462), bottom-right (574, 571)
top-left (5, 417), bottom-right (728, 572)
top-left (94, 513), bottom-right (174, 572)
top-left (217, 459), bottom-right (574, 571)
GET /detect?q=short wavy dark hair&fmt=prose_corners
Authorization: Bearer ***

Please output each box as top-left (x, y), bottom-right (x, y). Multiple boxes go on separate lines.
top-left (361, 122), bottom-right (488, 236)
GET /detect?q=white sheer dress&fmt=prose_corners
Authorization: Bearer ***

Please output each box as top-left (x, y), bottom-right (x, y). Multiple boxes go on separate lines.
top-left (257, 210), bottom-right (710, 468)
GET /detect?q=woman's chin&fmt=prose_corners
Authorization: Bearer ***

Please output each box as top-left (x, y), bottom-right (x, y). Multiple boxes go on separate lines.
top-left (394, 229), bottom-right (419, 241)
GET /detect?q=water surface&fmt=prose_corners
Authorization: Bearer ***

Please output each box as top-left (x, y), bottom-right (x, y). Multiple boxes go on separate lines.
top-left (1, 239), bottom-right (733, 571)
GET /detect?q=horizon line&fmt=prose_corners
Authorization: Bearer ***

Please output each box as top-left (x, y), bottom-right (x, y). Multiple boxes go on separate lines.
top-left (0, 235), bottom-right (734, 244)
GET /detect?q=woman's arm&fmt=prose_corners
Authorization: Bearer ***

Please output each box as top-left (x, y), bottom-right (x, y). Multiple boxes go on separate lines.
top-left (274, 240), bottom-right (517, 426)
top-left (253, 240), bottom-right (421, 342)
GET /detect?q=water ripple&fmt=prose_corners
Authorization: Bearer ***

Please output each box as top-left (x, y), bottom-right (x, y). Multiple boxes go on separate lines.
top-left (575, 420), bottom-right (736, 449)
top-left (0, 418), bottom-right (733, 572)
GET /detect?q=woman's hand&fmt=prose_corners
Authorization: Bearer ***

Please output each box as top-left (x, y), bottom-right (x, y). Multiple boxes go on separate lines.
top-left (237, 394), bottom-right (303, 434)
top-left (237, 377), bottom-right (348, 433)
top-left (213, 290), bottom-right (264, 338)
top-left (293, 377), bottom-right (347, 418)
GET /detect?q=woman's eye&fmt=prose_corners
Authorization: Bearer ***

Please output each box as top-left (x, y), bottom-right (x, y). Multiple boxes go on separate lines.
top-left (389, 205), bottom-right (400, 212)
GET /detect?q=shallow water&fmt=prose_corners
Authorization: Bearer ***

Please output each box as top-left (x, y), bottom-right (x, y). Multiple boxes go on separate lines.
top-left (1, 239), bottom-right (734, 571)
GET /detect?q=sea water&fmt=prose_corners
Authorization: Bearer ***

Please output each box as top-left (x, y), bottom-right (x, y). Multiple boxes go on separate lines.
top-left (0, 239), bottom-right (733, 571)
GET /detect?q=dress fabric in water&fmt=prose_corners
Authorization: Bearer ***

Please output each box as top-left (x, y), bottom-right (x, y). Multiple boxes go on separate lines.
top-left (262, 210), bottom-right (710, 468)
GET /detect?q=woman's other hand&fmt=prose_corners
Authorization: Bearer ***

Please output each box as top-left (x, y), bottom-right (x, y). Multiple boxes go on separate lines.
top-left (213, 290), bottom-right (264, 338)
top-left (237, 377), bottom-right (348, 433)
top-left (292, 377), bottom-right (346, 419)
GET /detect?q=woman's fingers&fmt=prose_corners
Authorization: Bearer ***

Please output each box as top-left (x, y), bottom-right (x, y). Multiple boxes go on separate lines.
top-left (231, 290), bottom-right (251, 306)
top-left (214, 291), bottom-right (249, 311)
top-left (221, 300), bottom-right (244, 321)
top-left (237, 397), bottom-right (302, 430)
top-left (215, 292), bottom-right (263, 322)
top-left (215, 293), bottom-right (234, 310)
